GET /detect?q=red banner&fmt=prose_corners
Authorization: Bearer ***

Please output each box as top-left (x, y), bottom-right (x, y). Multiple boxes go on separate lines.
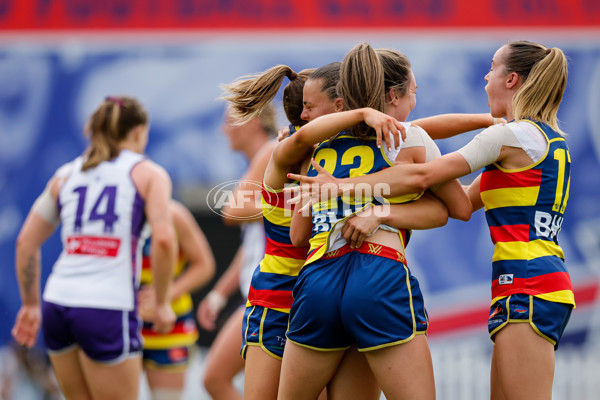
top-left (1, 0), bottom-right (599, 31)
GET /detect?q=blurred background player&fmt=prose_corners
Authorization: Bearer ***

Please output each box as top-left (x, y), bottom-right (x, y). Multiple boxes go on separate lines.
top-left (196, 104), bottom-right (279, 400)
top-left (11, 96), bottom-right (177, 400)
top-left (139, 199), bottom-right (216, 400)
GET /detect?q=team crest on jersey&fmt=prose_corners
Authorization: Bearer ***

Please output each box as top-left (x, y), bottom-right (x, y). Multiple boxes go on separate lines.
top-left (499, 274), bottom-right (514, 285)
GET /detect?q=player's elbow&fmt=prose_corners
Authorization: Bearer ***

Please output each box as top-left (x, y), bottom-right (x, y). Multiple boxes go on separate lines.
top-left (449, 205), bottom-right (472, 222)
top-left (202, 255), bottom-right (217, 282)
top-left (152, 224), bottom-right (177, 253)
top-left (432, 208), bottom-right (449, 228)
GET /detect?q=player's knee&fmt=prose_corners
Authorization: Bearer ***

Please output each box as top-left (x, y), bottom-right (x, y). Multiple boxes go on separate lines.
top-left (203, 370), bottom-right (226, 395)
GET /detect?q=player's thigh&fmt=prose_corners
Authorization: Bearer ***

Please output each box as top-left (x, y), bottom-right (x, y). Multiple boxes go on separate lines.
top-left (145, 367), bottom-right (186, 390)
top-left (327, 346), bottom-right (380, 400)
top-left (48, 347), bottom-right (92, 400)
top-left (244, 346), bottom-right (282, 400)
top-left (278, 341), bottom-right (346, 400)
top-left (204, 307), bottom-right (245, 384)
top-left (364, 335), bottom-right (435, 400)
top-left (78, 351), bottom-right (142, 400)
top-left (493, 323), bottom-right (554, 400)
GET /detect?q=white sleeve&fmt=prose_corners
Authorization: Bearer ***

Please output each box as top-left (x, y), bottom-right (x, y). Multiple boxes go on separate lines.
top-left (382, 122), bottom-right (410, 161)
top-left (31, 161), bottom-right (75, 226)
top-left (31, 183), bottom-right (59, 226)
top-left (456, 124), bottom-right (521, 172)
top-left (402, 125), bottom-right (426, 149)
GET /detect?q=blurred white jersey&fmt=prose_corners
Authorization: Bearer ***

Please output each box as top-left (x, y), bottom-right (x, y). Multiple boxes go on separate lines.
top-left (43, 150), bottom-right (149, 311)
top-left (239, 221), bottom-right (265, 298)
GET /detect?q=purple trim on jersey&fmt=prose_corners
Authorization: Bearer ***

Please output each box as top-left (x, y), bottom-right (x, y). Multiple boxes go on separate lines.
top-left (42, 301), bottom-right (142, 362)
top-left (56, 196), bottom-right (62, 217)
top-left (131, 238), bottom-right (140, 300)
top-left (131, 191), bottom-right (146, 239)
top-left (130, 192), bottom-right (145, 295)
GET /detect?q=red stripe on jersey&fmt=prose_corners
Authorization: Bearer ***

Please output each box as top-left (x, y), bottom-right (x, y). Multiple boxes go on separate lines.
top-left (247, 286), bottom-right (294, 310)
top-left (141, 320), bottom-right (196, 336)
top-left (480, 169), bottom-right (542, 192)
top-left (492, 271), bottom-right (573, 299)
top-left (489, 224), bottom-right (530, 244)
top-left (261, 187), bottom-right (287, 208)
top-left (142, 255), bottom-right (151, 271)
top-left (142, 251), bottom-right (183, 271)
top-left (265, 237), bottom-right (309, 260)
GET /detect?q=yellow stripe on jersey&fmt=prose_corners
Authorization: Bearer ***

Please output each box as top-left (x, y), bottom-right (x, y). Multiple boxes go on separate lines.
top-left (142, 332), bottom-right (198, 349)
top-left (481, 186), bottom-right (540, 210)
top-left (493, 239), bottom-right (565, 262)
top-left (258, 254), bottom-right (304, 276)
top-left (312, 198), bottom-right (339, 213)
top-left (307, 231), bottom-right (331, 256)
top-left (385, 191), bottom-right (424, 205)
top-left (492, 290), bottom-right (576, 307)
top-left (262, 200), bottom-right (292, 227)
top-left (536, 290), bottom-right (576, 305)
top-left (140, 268), bottom-right (153, 284)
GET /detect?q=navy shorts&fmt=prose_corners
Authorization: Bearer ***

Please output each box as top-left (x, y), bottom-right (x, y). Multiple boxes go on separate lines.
top-left (143, 347), bottom-right (192, 371)
top-left (42, 301), bottom-right (142, 363)
top-left (241, 305), bottom-right (289, 360)
top-left (488, 294), bottom-right (573, 350)
top-left (287, 242), bottom-right (428, 352)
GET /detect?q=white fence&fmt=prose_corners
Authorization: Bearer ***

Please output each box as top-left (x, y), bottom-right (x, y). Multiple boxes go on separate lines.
top-left (431, 340), bottom-right (600, 400)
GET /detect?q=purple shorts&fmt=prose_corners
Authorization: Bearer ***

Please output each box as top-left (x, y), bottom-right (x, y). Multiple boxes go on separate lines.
top-left (42, 301), bottom-right (143, 363)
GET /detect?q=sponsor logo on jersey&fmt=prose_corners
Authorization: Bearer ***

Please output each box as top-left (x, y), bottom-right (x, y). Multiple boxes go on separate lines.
top-left (367, 243), bottom-right (382, 255)
top-left (66, 235), bottom-right (121, 257)
top-left (396, 251), bottom-right (406, 264)
top-left (168, 347), bottom-right (187, 362)
top-left (324, 249), bottom-right (340, 259)
top-left (499, 274), bottom-right (514, 285)
top-left (489, 305), bottom-right (503, 319)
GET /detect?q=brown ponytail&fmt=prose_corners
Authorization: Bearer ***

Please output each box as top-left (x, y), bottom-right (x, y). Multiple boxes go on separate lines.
top-left (82, 96), bottom-right (148, 170)
top-left (221, 65), bottom-right (299, 124)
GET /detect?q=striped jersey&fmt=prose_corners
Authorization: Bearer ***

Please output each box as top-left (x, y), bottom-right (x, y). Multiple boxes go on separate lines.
top-left (480, 120), bottom-right (574, 306)
top-left (246, 183), bottom-right (310, 312)
top-left (140, 238), bottom-right (198, 349)
top-left (305, 132), bottom-right (421, 265)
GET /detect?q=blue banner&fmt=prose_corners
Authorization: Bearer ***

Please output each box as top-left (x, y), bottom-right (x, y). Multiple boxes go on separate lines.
top-left (1, 35), bottom-right (599, 346)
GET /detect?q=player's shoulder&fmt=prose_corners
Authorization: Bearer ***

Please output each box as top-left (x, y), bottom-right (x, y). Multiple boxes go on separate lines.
top-left (53, 158), bottom-right (79, 179)
top-left (133, 157), bottom-right (169, 179)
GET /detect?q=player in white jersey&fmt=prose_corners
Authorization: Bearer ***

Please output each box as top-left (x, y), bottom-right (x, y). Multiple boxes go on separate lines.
top-left (12, 96), bottom-right (177, 400)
